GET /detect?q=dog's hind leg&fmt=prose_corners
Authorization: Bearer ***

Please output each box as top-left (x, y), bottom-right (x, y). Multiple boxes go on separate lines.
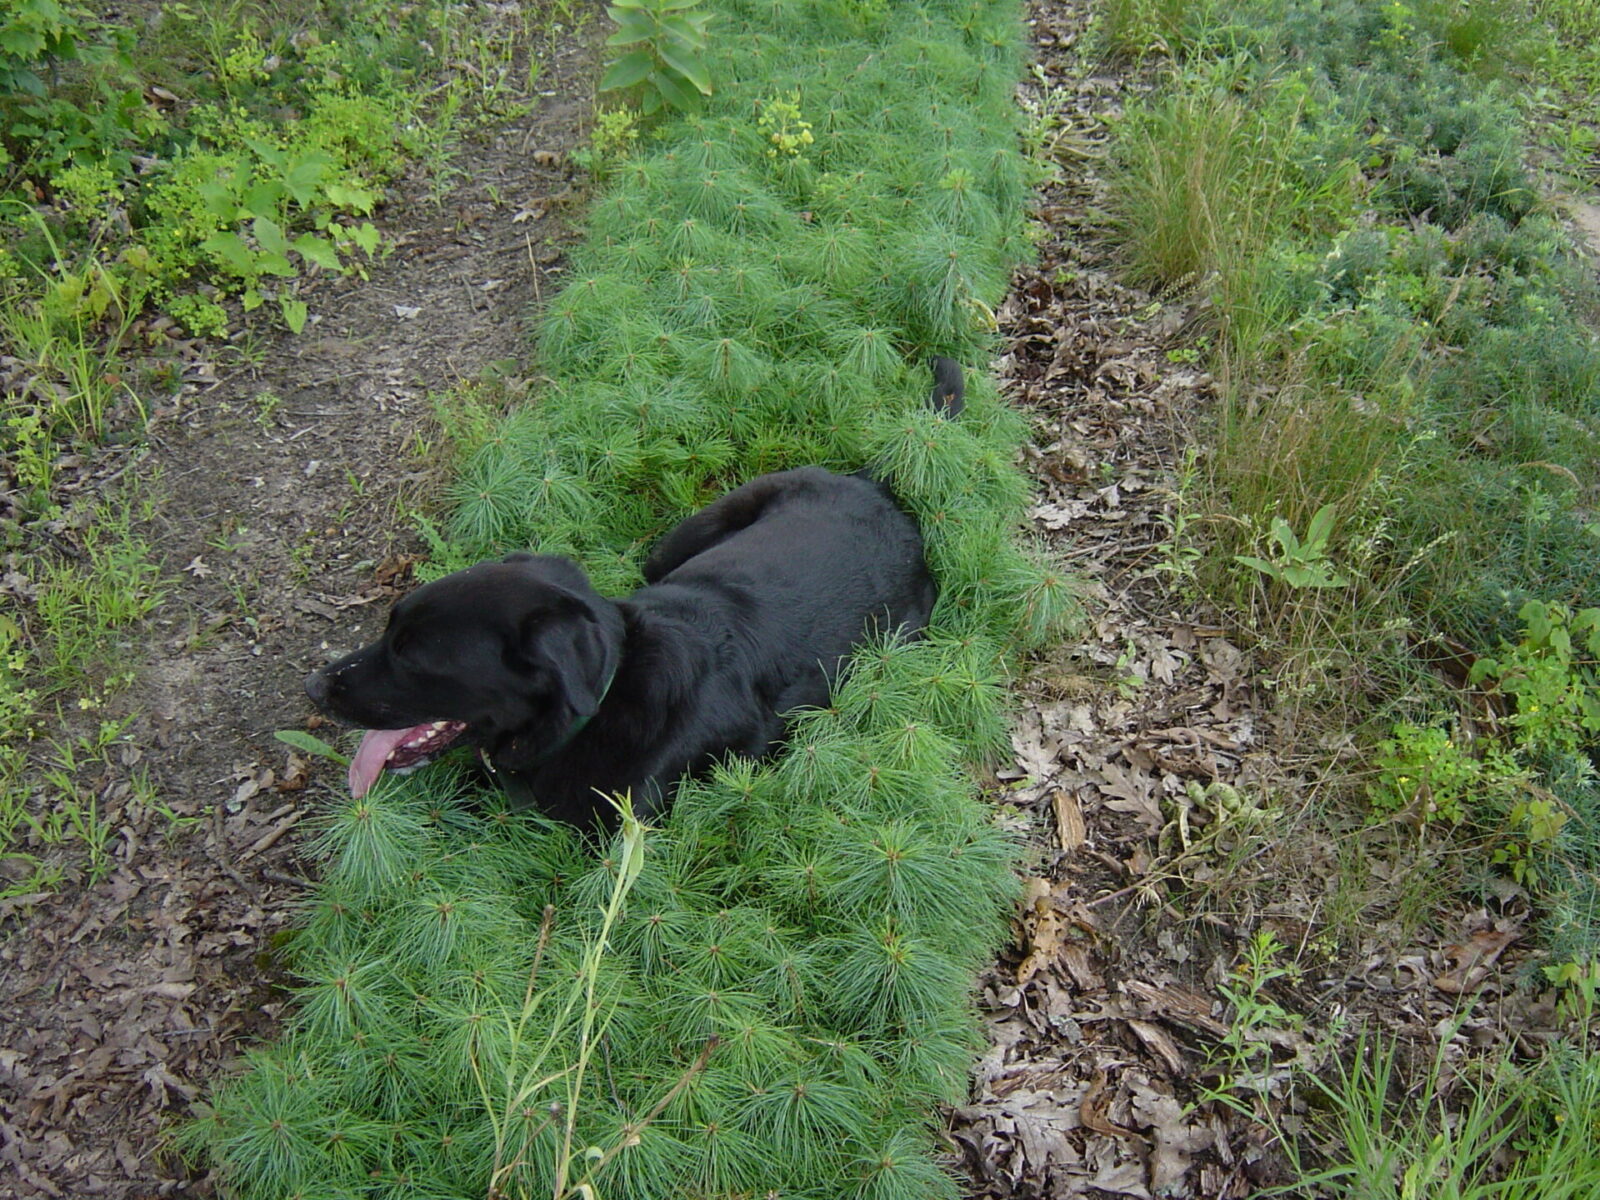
top-left (642, 471), bottom-right (804, 582)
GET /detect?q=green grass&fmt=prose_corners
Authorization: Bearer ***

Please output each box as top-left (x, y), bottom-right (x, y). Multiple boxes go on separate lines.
top-left (183, 1), bottom-right (1081, 1196)
top-left (1101, 0), bottom-right (1600, 1191)
top-left (1279, 1026), bottom-right (1600, 1199)
top-left (0, 488), bottom-right (163, 897)
top-left (1095, 0), bottom-right (1215, 61)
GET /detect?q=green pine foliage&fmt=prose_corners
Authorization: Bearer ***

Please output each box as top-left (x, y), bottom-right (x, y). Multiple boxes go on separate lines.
top-left (187, 2), bottom-right (1072, 1197)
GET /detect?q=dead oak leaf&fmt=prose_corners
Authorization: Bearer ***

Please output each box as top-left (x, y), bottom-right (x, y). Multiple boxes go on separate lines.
top-left (1080, 1068), bottom-right (1143, 1140)
top-left (1434, 928), bottom-right (1519, 994)
top-left (1096, 761), bottom-right (1162, 831)
top-left (1129, 1082), bottom-right (1214, 1193)
top-left (1016, 877), bottom-right (1065, 986)
top-left (183, 556), bottom-right (213, 579)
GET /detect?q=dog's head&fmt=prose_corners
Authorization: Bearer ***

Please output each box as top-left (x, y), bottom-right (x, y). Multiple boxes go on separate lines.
top-left (304, 552), bottom-right (623, 797)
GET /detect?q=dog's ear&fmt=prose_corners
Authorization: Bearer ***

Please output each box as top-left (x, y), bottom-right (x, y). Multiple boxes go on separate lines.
top-left (516, 598), bottom-right (615, 722)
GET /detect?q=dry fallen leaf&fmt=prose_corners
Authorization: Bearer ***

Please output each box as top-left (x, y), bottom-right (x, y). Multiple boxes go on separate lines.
top-left (274, 752), bottom-right (311, 792)
top-left (1080, 1068), bottom-right (1142, 1140)
top-left (1016, 877), bottom-right (1066, 986)
top-left (1434, 927), bottom-right (1519, 994)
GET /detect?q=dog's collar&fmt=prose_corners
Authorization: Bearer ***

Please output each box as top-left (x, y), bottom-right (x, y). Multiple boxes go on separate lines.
top-left (558, 659), bottom-right (618, 749)
top-left (484, 659), bottom-right (619, 775)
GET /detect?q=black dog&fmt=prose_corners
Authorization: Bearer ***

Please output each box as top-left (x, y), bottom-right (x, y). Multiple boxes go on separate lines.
top-left (304, 362), bottom-right (964, 826)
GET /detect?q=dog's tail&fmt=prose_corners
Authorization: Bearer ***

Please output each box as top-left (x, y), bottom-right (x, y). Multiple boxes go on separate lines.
top-left (857, 359), bottom-right (965, 487)
top-left (928, 356), bottom-right (964, 418)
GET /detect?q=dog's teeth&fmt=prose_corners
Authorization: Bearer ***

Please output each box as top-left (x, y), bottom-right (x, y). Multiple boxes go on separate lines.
top-left (432, 721), bottom-right (448, 730)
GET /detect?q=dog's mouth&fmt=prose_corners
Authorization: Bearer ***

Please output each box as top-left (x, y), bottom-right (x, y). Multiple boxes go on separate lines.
top-left (347, 720), bottom-right (469, 799)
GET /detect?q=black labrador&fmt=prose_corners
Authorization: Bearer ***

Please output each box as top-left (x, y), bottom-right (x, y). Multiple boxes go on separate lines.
top-left (303, 360), bottom-right (963, 827)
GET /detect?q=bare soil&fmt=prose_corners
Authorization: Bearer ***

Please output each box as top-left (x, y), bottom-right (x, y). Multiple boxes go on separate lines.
top-left (0, 26), bottom-right (603, 1198)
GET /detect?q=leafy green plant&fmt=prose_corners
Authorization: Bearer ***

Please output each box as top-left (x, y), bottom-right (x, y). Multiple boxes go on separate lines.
top-left (1235, 504), bottom-right (1348, 590)
top-left (1543, 956), bottom-right (1599, 1023)
top-left (1369, 722), bottom-right (1525, 825)
top-left (0, 0), bottom-right (88, 97)
top-left (141, 108), bottom-right (386, 332)
top-left (757, 91), bottom-right (813, 158)
top-left (1153, 448), bottom-right (1205, 589)
top-left (0, 0), bottom-right (147, 179)
top-left (1195, 929), bottom-right (1302, 1111)
top-left (599, 0), bottom-right (714, 116)
top-left (274, 729), bottom-right (350, 766)
top-left (1470, 601), bottom-right (1600, 757)
top-left (571, 106), bottom-right (640, 181)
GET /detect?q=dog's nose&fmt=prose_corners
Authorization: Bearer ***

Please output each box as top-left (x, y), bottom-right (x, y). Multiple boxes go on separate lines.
top-left (304, 669), bottom-right (330, 706)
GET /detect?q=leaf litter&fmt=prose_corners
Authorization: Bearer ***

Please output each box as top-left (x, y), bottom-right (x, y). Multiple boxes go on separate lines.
top-left (950, 3), bottom-right (1573, 1197)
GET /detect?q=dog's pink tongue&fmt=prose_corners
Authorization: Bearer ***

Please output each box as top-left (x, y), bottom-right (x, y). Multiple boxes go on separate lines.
top-left (349, 728), bottom-right (415, 799)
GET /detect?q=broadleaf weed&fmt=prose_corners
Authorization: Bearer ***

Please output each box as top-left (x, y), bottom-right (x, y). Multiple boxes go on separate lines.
top-left (599, 0), bottom-right (715, 118)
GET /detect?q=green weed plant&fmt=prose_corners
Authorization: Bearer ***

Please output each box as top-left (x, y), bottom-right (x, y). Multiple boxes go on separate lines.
top-left (600, 0), bottom-right (716, 116)
top-left (1280, 1024), bottom-right (1600, 1200)
top-left (1234, 505), bottom-right (1348, 592)
top-left (190, 2), bottom-right (1076, 1198)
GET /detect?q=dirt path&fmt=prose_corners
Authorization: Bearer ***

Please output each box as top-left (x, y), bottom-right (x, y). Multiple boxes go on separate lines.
top-left (0, 28), bottom-right (602, 1198)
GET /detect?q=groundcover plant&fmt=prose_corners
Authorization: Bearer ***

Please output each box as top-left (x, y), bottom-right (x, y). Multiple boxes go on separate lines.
top-left (183, 2), bottom-right (1076, 1196)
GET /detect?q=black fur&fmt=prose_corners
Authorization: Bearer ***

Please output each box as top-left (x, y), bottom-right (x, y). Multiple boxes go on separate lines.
top-left (929, 355), bottom-right (965, 417)
top-left (306, 468), bottom-right (936, 826)
top-left (304, 362), bottom-right (961, 828)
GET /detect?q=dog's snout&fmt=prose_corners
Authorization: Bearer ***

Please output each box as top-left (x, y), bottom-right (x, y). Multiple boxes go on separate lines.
top-left (304, 668), bottom-right (331, 707)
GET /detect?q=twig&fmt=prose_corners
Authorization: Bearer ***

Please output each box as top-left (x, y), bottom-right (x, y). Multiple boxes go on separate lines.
top-left (572, 1036), bottom-right (719, 1188)
top-left (259, 868), bottom-right (316, 890)
top-left (241, 812), bottom-right (303, 859)
top-left (523, 904), bottom-right (556, 1009)
top-left (209, 799), bottom-right (249, 890)
top-left (525, 232), bottom-right (542, 306)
